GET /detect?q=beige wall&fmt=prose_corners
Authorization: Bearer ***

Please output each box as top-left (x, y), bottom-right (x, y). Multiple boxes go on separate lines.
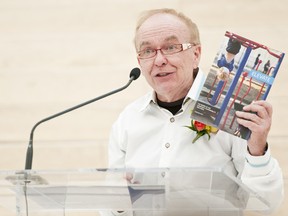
top-left (0, 0), bottom-right (287, 215)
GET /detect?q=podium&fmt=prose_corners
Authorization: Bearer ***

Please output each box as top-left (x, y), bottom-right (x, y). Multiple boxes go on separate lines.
top-left (0, 167), bottom-right (270, 216)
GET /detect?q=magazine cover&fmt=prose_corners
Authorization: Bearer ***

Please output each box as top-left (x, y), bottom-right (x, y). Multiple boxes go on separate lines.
top-left (191, 31), bottom-right (285, 140)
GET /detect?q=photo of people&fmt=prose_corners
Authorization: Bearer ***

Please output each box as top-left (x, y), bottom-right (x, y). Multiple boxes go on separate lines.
top-left (191, 31), bottom-right (284, 139)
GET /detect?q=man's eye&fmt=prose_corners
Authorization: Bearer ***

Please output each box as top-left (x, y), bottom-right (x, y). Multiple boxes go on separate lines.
top-left (164, 45), bottom-right (177, 52)
top-left (143, 48), bottom-right (154, 54)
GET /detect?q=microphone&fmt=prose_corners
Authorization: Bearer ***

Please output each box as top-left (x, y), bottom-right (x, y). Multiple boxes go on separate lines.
top-left (25, 67), bottom-right (141, 170)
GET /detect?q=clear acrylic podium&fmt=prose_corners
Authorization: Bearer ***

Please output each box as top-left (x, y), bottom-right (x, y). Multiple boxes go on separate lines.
top-left (0, 167), bottom-right (270, 216)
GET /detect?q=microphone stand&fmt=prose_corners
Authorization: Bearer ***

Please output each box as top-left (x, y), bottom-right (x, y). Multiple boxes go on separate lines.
top-left (25, 71), bottom-right (139, 170)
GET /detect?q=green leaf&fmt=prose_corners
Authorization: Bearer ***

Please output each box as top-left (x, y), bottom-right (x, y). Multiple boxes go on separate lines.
top-left (185, 125), bottom-right (196, 132)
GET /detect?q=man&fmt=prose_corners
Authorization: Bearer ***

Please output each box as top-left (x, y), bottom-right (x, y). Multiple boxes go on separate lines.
top-left (253, 53), bottom-right (261, 70)
top-left (105, 8), bottom-right (283, 216)
top-left (217, 37), bottom-right (241, 81)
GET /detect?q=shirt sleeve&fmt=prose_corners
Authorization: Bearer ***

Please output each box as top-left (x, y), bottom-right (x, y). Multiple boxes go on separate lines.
top-left (241, 146), bottom-right (284, 213)
top-left (108, 117), bottom-right (126, 168)
top-left (99, 118), bottom-right (132, 216)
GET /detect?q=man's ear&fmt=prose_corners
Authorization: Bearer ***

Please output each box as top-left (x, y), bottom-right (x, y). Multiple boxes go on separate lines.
top-left (193, 45), bottom-right (201, 69)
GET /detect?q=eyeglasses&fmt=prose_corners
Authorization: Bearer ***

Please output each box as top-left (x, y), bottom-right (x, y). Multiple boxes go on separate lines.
top-left (137, 43), bottom-right (196, 59)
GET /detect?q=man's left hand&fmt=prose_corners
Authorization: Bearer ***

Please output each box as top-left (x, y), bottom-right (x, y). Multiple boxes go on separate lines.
top-left (236, 100), bottom-right (272, 156)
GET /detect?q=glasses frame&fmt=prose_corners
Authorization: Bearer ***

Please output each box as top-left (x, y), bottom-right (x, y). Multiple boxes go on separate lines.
top-left (137, 43), bottom-right (196, 59)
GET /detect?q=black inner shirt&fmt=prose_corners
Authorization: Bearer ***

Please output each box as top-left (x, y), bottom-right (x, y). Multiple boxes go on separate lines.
top-left (157, 97), bottom-right (185, 115)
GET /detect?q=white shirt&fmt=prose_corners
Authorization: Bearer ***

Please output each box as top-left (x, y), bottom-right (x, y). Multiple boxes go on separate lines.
top-left (106, 70), bottom-right (283, 215)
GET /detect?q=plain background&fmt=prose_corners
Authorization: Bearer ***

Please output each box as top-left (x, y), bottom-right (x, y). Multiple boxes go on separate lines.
top-left (0, 0), bottom-right (287, 215)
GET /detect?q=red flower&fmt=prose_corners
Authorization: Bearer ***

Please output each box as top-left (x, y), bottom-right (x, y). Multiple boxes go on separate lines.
top-left (186, 120), bottom-right (218, 143)
top-left (194, 121), bottom-right (206, 131)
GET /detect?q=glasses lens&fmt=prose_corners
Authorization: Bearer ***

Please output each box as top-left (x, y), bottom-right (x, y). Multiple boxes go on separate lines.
top-left (162, 44), bottom-right (182, 55)
top-left (138, 44), bottom-right (191, 59)
top-left (139, 48), bottom-right (156, 59)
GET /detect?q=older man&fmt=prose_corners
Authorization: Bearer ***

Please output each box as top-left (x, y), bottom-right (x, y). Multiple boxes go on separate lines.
top-left (104, 8), bottom-right (283, 216)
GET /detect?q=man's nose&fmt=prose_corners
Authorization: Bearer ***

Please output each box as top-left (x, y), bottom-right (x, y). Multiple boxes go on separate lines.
top-left (154, 50), bottom-right (168, 66)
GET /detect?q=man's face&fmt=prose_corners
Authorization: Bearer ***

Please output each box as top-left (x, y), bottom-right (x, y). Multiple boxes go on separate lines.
top-left (135, 13), bottom-right (201, 102)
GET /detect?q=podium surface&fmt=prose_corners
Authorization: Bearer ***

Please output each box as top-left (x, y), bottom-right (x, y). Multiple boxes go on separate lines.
top-left (0, 167), bottom-right (270, 216)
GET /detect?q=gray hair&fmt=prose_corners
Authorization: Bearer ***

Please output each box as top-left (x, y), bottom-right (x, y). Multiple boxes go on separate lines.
top-left (134, 8), bottom-right (200, 48)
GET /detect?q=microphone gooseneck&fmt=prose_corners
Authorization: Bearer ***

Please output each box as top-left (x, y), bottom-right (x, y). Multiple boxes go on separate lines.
top-left (25, 68), bottom-right (141, 170)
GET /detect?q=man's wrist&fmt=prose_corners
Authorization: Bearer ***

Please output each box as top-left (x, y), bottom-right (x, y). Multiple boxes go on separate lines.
top-left (247, 142), bottom-right (268, 156)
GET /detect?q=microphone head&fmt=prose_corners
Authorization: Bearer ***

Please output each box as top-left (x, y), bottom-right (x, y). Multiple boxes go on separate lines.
top-left (130, 67), bottom-right (141, 80)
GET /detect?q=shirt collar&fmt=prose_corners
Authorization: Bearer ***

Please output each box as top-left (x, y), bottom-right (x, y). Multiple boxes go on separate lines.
top-left (184, 68), bottom-right (206, 104)
top-left (139, 69), bottom-right (206, 112)
top-left (139, 91), bottom-right (156, 112)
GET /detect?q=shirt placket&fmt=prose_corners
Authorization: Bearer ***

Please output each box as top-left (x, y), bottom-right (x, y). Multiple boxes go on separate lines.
top-left (158, 109), bottom-right (180, 168)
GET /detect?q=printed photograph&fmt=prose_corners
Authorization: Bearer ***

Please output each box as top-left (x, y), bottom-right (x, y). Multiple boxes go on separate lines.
top-left (191, 31), bottom-right (285, 140)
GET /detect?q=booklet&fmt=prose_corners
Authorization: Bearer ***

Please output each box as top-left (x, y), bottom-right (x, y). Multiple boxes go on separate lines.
top-left (191, 31), bottom-right (285, 140)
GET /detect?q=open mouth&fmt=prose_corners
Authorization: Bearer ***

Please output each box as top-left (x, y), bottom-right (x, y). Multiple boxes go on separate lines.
top-left (156, 72), bottom-right (173, 77)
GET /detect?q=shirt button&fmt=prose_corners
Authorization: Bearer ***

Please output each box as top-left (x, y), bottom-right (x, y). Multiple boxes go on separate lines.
top-left (165, 143), bottom-right (170, 148)
top-left (170, 117), bottom-right (175, 123)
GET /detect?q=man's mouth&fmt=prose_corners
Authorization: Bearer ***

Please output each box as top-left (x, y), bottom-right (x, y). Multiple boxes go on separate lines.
top-left (156, 72), bottom-right (172, 77)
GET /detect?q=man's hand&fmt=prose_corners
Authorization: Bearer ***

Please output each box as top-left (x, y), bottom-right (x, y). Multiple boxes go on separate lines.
top-left (124, 172), bottom-right (140, 184)
top-left (236, 100), bottom-right (272, 156)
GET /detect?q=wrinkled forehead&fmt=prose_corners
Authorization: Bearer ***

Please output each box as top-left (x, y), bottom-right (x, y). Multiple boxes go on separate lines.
top-left (135, 13), bottom-right (191, 50)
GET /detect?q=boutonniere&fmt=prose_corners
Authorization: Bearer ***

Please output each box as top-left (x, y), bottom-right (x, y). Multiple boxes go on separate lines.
top-left (186, 120), bottom-right (218, 143)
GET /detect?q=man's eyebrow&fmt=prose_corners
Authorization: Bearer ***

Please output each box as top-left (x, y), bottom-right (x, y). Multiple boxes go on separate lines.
top-left (164, 35), bottom-right (179, 42)
top-left (139, 41), bottom-right (151, 48)
top-left (138, 35), bottom-right (179, 50)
